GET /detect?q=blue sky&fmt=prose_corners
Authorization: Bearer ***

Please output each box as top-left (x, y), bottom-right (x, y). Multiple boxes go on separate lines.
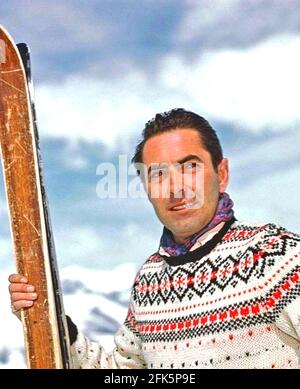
top-left (1, 0), bottom-right (300, 273)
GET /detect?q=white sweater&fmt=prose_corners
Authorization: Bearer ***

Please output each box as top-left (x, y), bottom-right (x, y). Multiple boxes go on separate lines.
top-left (70, 220), bottom-right (300, 369)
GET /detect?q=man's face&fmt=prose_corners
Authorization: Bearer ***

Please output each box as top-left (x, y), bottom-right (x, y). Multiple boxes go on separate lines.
top-left (142, 128), bottom-right (229, 243)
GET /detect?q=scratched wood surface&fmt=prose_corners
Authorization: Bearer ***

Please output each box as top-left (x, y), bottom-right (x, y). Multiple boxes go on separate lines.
top-left (0, 26), bottom-right (68, 368)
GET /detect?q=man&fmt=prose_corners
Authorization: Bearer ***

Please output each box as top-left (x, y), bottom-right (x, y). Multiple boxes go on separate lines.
top-left (9, 108), bottom-right (300, 368)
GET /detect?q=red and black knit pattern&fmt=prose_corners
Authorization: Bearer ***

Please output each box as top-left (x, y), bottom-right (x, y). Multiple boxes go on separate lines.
top-left (71, 220), bottom-right (300, 369)
top-left (126, 221), bottom-right (300, 346)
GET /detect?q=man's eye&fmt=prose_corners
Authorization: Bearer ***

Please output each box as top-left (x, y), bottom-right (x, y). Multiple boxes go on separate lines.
top-left (150, 169), bottom-right (166, 179)
top-left (183, 162), bottom-right (198, 171)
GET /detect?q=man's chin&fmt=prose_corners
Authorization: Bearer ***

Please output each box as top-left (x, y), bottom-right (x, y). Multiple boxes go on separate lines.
top-left (168, 220), bottom-right (203, 237)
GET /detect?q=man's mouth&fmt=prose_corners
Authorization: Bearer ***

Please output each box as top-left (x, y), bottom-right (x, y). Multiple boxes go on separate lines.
top-left (169, 199), bottom-right (196, 211)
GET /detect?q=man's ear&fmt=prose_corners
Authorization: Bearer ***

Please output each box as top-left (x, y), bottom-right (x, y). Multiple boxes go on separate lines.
top-left (218, 158), bottom-right (229, 193)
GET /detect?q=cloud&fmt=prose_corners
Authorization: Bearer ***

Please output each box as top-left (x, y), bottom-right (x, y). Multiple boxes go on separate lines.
top-left (0, 237), bottom-right (12, 262)
top-left (232, 163), bottom-right (300, 234)
top-left (0, 0), bottom-right (184, 81)
top-left (52, 212), bottom-right (161, 269)
top-left (0, 2), bottom-right (107, 54)
top-left (60, 262), bottom-right (136, 294)
top-left (229, 128), bottom-right (300, 180)
top-left (160, 34), bottom-right (300, 132)
top-left (177, 0), bottom-right (300, 49)
top-left (2, 0), bottom-right (300, 83)
top-left (0, 196), bottom-right (7, 219)
top-left (34, 33), bottom-right (300, 148)
top-left (0, 192), bottom-right (20, 271)
top-left (229, 128), bottom-right (300, 233)
top-left (34, 71), bottom-right (195, 145)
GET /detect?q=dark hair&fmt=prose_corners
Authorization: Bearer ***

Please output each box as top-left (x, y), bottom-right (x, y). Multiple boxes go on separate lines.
top-left (132, 108), bottom-right (223, 172)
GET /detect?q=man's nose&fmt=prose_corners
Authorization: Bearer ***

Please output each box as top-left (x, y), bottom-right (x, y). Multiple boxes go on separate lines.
top-left (169, 166), bottom-right (184, 198)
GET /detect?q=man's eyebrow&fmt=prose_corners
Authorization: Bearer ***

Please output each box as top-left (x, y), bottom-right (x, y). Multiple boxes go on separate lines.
top-left (175, 154), bottom-right (203, 165)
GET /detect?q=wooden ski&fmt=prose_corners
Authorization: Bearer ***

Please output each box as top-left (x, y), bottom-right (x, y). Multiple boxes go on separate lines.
top-left (0, 26), bottom-right (72, 368)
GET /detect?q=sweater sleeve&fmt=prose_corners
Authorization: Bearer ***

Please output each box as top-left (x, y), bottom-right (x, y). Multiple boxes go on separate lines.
top-left (271, 229), bottom-right (300, 346)
top-left (275, 295), bottom-right (300, 343)
top-left (69, 306), bottom-right (146, 369)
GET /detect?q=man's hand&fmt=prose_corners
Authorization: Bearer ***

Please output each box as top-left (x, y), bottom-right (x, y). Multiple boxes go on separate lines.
top-left (8, 274), bottom-right (37, 318)
top-left (8, 274), bottom-right (78, 344)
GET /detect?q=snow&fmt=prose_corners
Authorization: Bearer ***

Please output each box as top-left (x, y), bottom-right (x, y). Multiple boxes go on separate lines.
top-left (0, 263), bottom-right (135, 368)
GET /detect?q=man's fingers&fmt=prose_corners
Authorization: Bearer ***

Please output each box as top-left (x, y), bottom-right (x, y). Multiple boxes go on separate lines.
top-left (11, 292), bottom-right (37, 302)
top-left (8, 274), bottom-right (36, 315)
top-left (13, 300), bottom-right (34, 311)
top-left (9, 283), bottom-right (35, 293)
top-left (8, 274), bottom-right (28, 283)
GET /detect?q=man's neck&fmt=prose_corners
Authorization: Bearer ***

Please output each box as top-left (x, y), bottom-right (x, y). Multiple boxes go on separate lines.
top-left (173, 234), bottom-right (190, 244)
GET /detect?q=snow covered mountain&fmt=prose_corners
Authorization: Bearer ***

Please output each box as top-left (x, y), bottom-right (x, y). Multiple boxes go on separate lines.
top-left (0, 263), bottom-right (136, 368)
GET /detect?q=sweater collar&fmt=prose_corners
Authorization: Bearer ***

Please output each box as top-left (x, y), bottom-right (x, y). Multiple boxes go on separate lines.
top-left (160, 192), bottom-right (234, 257)
top-left (159, 221), bottom-right (226, 257)
top-left (160, 217), bottom-right (236, 266)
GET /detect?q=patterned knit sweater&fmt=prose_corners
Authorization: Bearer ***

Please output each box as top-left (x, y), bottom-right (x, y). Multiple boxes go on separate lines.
top-left (70, 219), bottom-right (300, 369)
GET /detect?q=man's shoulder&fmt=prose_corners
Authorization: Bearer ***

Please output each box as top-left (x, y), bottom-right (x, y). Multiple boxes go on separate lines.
top-left (132, 221), bottom-right (300, 280)
top-left (229, 220), bottom-right (300, 258)
top-left (141, 252), bottom-right (163, 268)
top-left (132, 252), bottom-right (164, 281)
top-left (231, 219), bottom-right (300, 240)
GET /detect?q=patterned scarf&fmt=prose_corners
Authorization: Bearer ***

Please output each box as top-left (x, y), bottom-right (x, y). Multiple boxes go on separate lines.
top-left (160, 192), bottom-right (234, 256)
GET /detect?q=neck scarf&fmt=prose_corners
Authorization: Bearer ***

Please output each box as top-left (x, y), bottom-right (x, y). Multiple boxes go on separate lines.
top-left (160, 192), bottom-right (234, 256)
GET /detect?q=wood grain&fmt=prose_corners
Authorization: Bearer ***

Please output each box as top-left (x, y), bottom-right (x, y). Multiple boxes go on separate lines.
top-left (0, 26), bottom-right (68, 368)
